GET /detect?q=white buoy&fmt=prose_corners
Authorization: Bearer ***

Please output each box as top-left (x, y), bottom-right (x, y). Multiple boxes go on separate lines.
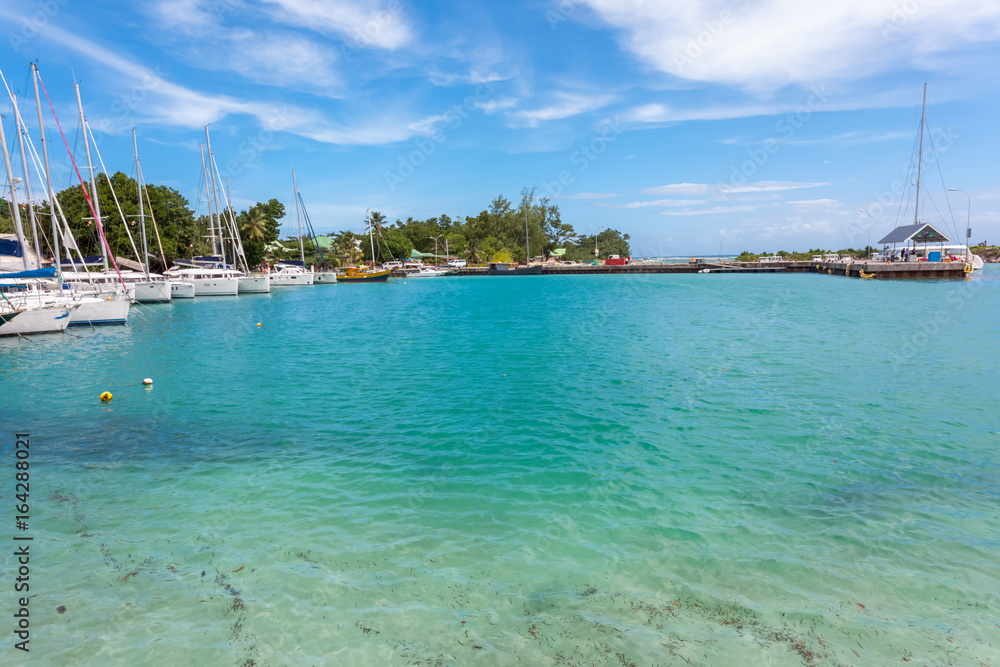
top-left (142, 378), bottom-right (153, 386)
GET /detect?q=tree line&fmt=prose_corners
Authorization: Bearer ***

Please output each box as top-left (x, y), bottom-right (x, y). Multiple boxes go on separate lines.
top-left (3, 181), bottom-right (630, 270)
top-left (312, 187), bottom-right (631, 266)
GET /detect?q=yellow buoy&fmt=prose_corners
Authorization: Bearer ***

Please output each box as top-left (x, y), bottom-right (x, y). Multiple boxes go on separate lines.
top-left (100, 391), bottom-right (113, 402)
top-left (142, 378), bottom-right (153, 386)
top-left (257, 323), bottom-right (262, 328)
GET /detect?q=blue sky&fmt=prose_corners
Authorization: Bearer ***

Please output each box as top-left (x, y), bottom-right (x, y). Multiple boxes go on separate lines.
top-left (2, 0), bottom-right (1000, 254)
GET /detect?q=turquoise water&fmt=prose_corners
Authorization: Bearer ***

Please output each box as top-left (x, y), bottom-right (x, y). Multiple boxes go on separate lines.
top-left (2, 269), bottom-right (999, 666)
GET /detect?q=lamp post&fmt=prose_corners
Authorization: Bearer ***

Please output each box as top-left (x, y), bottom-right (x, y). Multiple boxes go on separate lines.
top-left (859, 209), bottom-right (871, 258)
top-left (589, 225), bottom-right (604, 260)
top-left (431, 235), bottom-right (442, 266)
top-left (948, 188), bottom-right (971, 261)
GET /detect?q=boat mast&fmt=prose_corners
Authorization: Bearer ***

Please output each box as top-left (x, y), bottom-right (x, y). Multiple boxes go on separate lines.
top-left (223, 177), bottom-right (249, 273)
top-left (74, 82), bottom-right (108, 273)
top-left (367, 208), bottom-right (375, 265)
top-left (12, 93), bottom-right (43, 265)
top-left (132, 128), bottom-right (150, 279)
top-left (198, 142), bottom-right (217, 258)
top-left (0, 108), bottom-right (29, 270)
top-left (204, 126), bottom-right (227, 267)
top-left (32, 63), bottom-right (60, 279)
top-left (524, 204), bottom-right (530, 265)
top-left (914, 83), bottom-right (926, 227)
top-left (292, 168), bottom-right (306, 267)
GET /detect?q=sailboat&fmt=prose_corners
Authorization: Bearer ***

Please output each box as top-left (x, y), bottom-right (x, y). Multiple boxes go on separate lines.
top-left (292, 169), bottom-right (337, 284)
top-left (876, 84), bottom-right (984, 270)
top-left (488, 206), bottom-right (542, 275)
top-left (271, 169), bottom-right (316, 286)
top-left (6, 71), bottom-right (131, 325)
top-left (338, 210), bottom-right (391, 282)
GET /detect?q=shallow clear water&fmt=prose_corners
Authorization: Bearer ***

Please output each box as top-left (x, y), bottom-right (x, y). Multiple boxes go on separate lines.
top-left (2, 268), bottom-right (999, 666)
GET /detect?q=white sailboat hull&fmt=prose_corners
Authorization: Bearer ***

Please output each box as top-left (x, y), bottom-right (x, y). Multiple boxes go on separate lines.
top-left (133, 280), bottom-right (171, 303)
top-left (69, 297), bottom-right (130, 326)
top-left (170, 281), bottom-right (196, 298)
top-left (191, 277), bottom-right (239, 296)
top-left (238, 275), bottom-right (270, 293)
top-left (0, 305), bottom-right (75, 336)
top-left (314, 272), bottom-right (337, 284)
top-left (270, 268), bottom-right (315, 286)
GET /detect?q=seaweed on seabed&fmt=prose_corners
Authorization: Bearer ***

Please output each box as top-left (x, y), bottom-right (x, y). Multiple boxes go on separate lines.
top-left (212, 568), bottom-right (260, 667)
top-left (701, 599), bottom-right (828, 664)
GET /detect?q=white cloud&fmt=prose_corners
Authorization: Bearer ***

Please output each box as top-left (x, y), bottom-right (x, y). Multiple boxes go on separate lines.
top-left (146, 2), bottom-right (342, 93)
top-left (596, 199), bottom-right (707, 208)
top-left (723, 181), bottom-right (830, 194)
top-left (202, 30), bottom-right (342, 91)
top-left (260, 0), bottom-right (412, 50)
top-left (474, 98), bottom-right (519, 114)
top-left (509, 92), bottom-right (617, 127)
top-left (641, 181), bottom-right (828, 197)
top-left (577, 0), bottom-right (1000, 91)
top-left (662, 205), bottom-right (759, 216)
top-left (786, 198), bottom-right (841, 206)
top-left (429, 69), bottom-right (508, 87)
top-left (25, 21), bottom-right (429, 146)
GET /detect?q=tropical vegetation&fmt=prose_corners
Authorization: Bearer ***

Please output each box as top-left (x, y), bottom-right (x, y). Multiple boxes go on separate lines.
top-left (2, 182), bottom-right (631, 270)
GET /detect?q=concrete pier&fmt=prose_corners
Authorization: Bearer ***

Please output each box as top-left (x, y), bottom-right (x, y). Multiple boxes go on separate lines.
top-left (446, 260), bottom-right (971, 279)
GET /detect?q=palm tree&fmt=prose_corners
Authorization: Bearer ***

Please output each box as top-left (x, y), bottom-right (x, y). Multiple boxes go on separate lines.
top-left (464, 238), bottom-right (481, 265)
top-left (242, 209), bottom-right (268, 241)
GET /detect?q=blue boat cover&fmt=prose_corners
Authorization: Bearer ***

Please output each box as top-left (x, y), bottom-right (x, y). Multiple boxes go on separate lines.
top-left (60, 256), bottom-right (104, 266)
top-left (1, 267), bottom-right (57, 279)
top-left (0, 238), bottom-right (25, 257)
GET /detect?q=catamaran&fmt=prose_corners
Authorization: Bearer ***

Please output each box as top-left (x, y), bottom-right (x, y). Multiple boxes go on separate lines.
top-left (876, 85), bottom-right (984, 271)
top-left (292, 169), bottom-right (336, 284)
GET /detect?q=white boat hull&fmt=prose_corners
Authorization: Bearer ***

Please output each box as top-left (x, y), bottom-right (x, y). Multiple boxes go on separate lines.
top-left (314, 272), bottom-right (337, 284)
top-left (69, 298), bottom-right (130, 326)
top-left (191, 277), bottom-right (239, 296)
top-left (170, 282), bottom-right (196, 298)
top-left (0, 305), bottom-right (75, 336)
top-left (405, 269), bottom-right (449, 278)
top-left (133, 280), bottom-right (171, 303)
top-left (271, 274), bottom-right (315, 286)
top-left (238, 275), bottom-right (270, 293)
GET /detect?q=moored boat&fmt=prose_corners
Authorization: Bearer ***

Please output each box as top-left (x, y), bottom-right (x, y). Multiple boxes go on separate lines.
top-left (488, 262), bottom-right (543, 275)
top-left (237, 274), bottom-right (270, 293)
top-left (338, 266), bottom-right (391, 282)
top-left (270, 263), bottom-right (315, 286)
top-left (164, 267), bottom-right (240, 296)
